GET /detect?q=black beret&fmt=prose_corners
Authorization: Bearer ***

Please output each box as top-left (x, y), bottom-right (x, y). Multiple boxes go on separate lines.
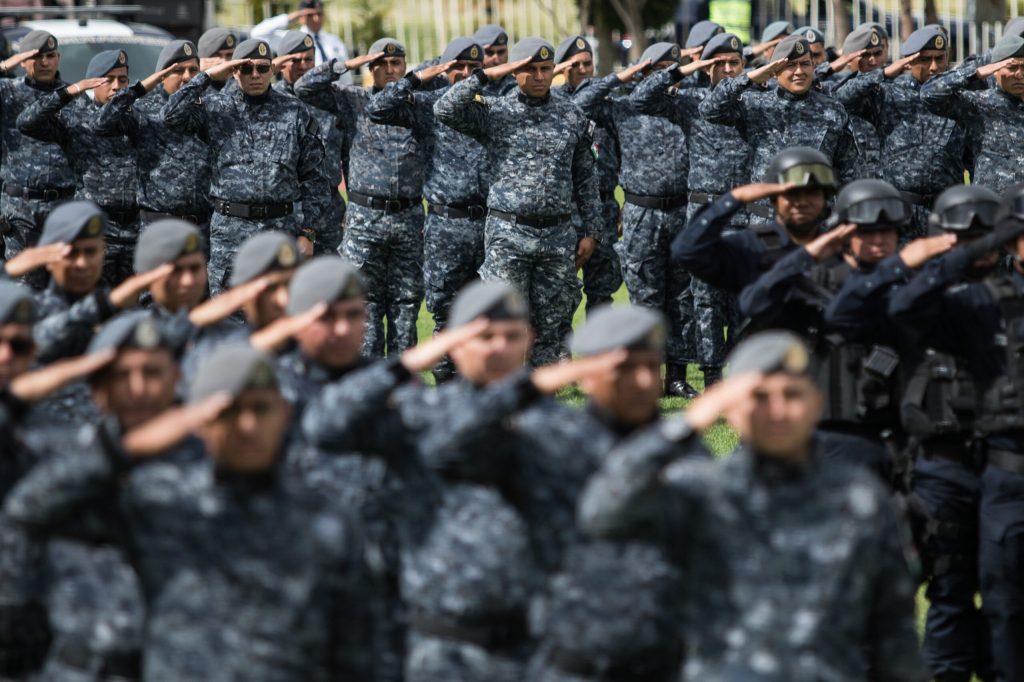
top-left (87, 311), bottom-right (178, 356)
top-left (570, 304), bottom-right (667, 357)
top-left (39, 200), bottom-right (106, 247)
top-left (685, 20), bottom-right (725, 49)
top-left (233, 38), bottom-right (272, 61)
top-left (133, 220), bottom-right (202, 273)
top-left (441, 37), bottom-right (484, 63)
top-left (509, 36), bottom-right (554, 63)
top-left (0, 281), bottom-right (36, 326)
top-left (702, 33), bottom-right (744, 59)
top-left (901, 26), bottom-right (947, 56)
top-left (762, 21), bottom-right (794, 43)
top-left (197, 27), bottom-right (238, 58)
top-left (230, 232), bottom-right (300, 287)
top-left (86, 50), bottom-right (127, 79)
top-left (188, 343), bottom-right (278, 404)
top-left (640, 42), bottom-right (680, 65)
top-left (286, 256), bottom-right (365, 315)
top-left (20, 30), bottom-right (57, 54)
top-left (554, 35), bottom-right (592, 64)
top-left (991, 35), bottom-right (1024, 62)
top-left (728, 331), bottom-right (811, 378)
top-left (772, 34), bottom-right (811, 61)
top-left (278, 30), bottom-right (315, 56)
top-left (843, 25), bottom-right (884, 53)
top-left (795, 26), bottom-right (825, 45)
top-left (156, 40), bottom-right (198, 70)
top-left (473, 24), bottom-right (509, 47)
top-left (449, 280), bottom-right (529, 328)
top-left (369, 37), bottom-right (406, 59)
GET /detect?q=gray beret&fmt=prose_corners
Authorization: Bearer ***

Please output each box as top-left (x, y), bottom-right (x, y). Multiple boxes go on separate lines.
top-left (509, 37), bottom-right (555, 63)
top-left (20, 30), bottom-right (57, 54)
top-left (728, 331), bottom-right (812, 378)
top-left (233, 38), bottom-right (272, 61)
top-left (0, 281), bottom-right (35, 325)
top-left (156, 40), bottom-right (198, 70)
top-left (772, 34), bottom-right (811, 61)
top-left (863, 21), bottom-right (890, 40)
top-left (133, 220), bottom-right (202, 273)
top-left (901, 26), bottom-right (947, 56)
top-left (369, 37), bottom-right (406, 59)
top-left (441, 37), bottom-right (484, 63)
top-left (286, 256), bottom-right (365, 315)
top-left (685, 20), bottom-right (725, 49)
top-left (554, 35), bottom-right (592, 64)
top-left (992, 35), bottom-right (1024, 62)
top-left (39, 200), bottom-right (106, 247)
top-left (473, 24), bottom-right (508, 47)
top-left (188, 343), bottom-right (278, 404)
top-left (570, 304), bottom-right (667, 357)
top-left (87, 311), bottom-right (178, 356)
top-left (1005, 17), bottom-right (1024, 39)
top-left (86, 50), bottom-right (127, 79)
top-left (197, 27), bottom-right (238, 58)
top-left (449, 280), bottom-right (528, 329)
top-left (843, 25), bottom-right (884, 53)
top-left (230, 232), bottom-right (300, 287)
top-left (640, 42), bottom-right (681, 65)
top-left (795, 26), bottom-right (825, 45)
top-left (278, 30), bottom-right (315, 56)
top-left (762, 21), bottom-right (794, 43)
top-left (702, 33), bottom-right (744, 59)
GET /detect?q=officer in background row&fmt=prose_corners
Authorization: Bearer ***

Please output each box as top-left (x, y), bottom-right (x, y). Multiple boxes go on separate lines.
top-left (474, 24), bottom-right (517, 96)
top-left (196, 27), bottom-right (238, 93)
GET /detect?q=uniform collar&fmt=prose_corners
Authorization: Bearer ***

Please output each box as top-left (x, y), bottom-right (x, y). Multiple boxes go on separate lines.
top-left (517, 89), bottom-right (551, 106)
top-left (774, 83), bottom-right (809, 101)
top-left (24, 74), bottom-right (63, 91)
top-left (995, 85), bottom-right (1024, 106)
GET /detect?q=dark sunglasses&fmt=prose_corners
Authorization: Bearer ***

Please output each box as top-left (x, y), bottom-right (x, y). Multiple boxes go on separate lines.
top-left (238, 63), bottom-right (272, 75)
top-left (0, 336), bottom-right (35, 357)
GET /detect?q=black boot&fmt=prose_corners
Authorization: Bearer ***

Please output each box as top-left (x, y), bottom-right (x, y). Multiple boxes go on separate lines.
top-left (665, 363), bottom-right (699, 399)
top-left (701, 366), bottom-right (722, 388)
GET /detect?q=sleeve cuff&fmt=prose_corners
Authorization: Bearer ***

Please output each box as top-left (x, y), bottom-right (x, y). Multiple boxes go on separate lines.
top-left (57, 87), bottom-right (74, 104)
top-left (129, 81), bottom-right (146, 98)
top-left (473, 68), bottom-right (488, 86)
top-left (93, 288), bottom-right (116, 320)
top-left (386, 356), bottom-right (414, 384)
top-left (404, 72), bottom-right (422, 89)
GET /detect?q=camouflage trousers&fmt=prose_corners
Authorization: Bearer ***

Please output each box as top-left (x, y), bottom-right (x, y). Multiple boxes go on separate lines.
top-left (574, 196), bottom-right (622, 314)
top-left (207, 213), bottom-right (299, 296)
top-left (316, 194), bottom-right (345, 256)
top-left (342, 202), bottom-right (425, 358)
top-left (0, 194), bottom-right (64, 290)
top-left (406, 633), bottom-right (529, 682)
top-left (100, 223), bottom-right (141, 289)
top-left (479, 214), bottom-right (577, 367)
top-left (423, 213), bottom-right (485, 333)
top-left (618, 202), bottom-right (696, 366)
top-left (685, 202), bottom-right (740, 369)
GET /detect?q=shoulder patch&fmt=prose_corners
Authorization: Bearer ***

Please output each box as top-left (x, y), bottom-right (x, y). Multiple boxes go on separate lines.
top-left (585, 119), bottom-right (596, 138)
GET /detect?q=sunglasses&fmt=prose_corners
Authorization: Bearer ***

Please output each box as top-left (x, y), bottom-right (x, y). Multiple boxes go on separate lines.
top-left (0, 336), bottom-right (35, 357)
top-left (238, 63), bottom-right (272, 75)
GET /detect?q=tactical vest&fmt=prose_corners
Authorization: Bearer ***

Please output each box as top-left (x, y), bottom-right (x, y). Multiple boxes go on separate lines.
top-left (901, 348), bottom-right (977, 438)
top-left (977, 275), bottom-right (1024, 434)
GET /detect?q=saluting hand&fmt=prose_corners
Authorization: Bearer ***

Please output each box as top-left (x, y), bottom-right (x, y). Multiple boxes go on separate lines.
top-left (553, 52), bottom-right (591, 75)
top-left (530, 349), bottom-right (629, 394)
top-left (749, 37), bottom-right (782, 57)
top-left (140, 63), bottom-right (184, 92)
top-left (3, 242), bottom-right (70, 278)
top-left (682, 371), bottom-right (763, 432)
top-left (416, 59), bottom-right (456, 82)
top-left (884, 52), bottom-right (918, 79)
top-left (829, 48), bottom-right (865, 73)
top-left (272, 52), bottom-right (302, 74)
top-left (898, 233), bottom-right (958, 269)
top-left (9, 349), bottom-right (117, 404)
top-left (399, 318), bottom-right (490, 373)
top-left (207, 58), bottom-right (251, 81)
top-left (109, 263), bottom-right (175, 310)
top-left (343, 52), bottom-right (385, 71)
top-left (977, 57), bottom-right (1016, 80)
top-left (484, 56), bottom-right (533, 81)
top-left (747, 57), bottom-right (790, 85)
top-left (189, 274), bottom-right (275, 328)
top-left (615, 59), bottom-right (651, 83)
top-left (67, 77), bottom-right (109, 97)
top-left (729, 181), bottom-right (799, 204)
top-left (804, 222), bottom-right (858, 262)
top-left (122, 391), bottom-right (234, 458)
top-left (0, 49), bottom-right (39, 74)
top-left (249, 302), bottom-right (328, 351)
top-left (678, 56), bottom-right (722, 78)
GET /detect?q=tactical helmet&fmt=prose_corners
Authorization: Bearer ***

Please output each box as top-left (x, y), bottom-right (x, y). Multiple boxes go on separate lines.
top-left (928, 185), bottom-right (1001, 237)
top-left (1001, 182), bottom-right (1024, 222)
top-left (834, 179), bottom-right (909, 230)
top-left (764, 147), bottom-right (837, 193)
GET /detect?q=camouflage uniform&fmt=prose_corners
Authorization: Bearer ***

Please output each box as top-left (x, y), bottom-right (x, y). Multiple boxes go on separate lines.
top-left (921, 63), bottom-right (1024, 194)
top-left (434, 73), bottom-right (602, 366)
top-left (4, 425), bottom-right (375, 682)
top-left (0, 75), bottom-right (74, 280)
top-left (162, 71), bottom-right (330, 294)
top-left (17, 90), bottom-right (140, 286)
top-left (365, 75), bottom-right (488, 339)
top-left (815, 70), bottom-right (881, 182)
top-left (295, 60), bottom-right (429, 357)
top-left (571, 74), bottom-right (695, 369)
top-left (92, 83), bottom-right (212, 240)
top-left (631, 68), bottom-right (751, 374)
top-left (579, 427), bottom-right (929, 681)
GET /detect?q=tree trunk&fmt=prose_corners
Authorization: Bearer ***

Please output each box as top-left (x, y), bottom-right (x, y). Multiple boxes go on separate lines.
top-left (607, 0), bottom-right (647, 61)
top-left (923, 0), bottom-right (939, 26)
top-left (831, 0), bottom-right (850, 48)
top-left (594, 20), bottom-right (618, 74)
top-left (899, 0), bottom-right (914, 41)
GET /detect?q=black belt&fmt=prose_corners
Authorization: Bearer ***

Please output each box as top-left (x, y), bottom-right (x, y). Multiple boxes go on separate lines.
top-left (348, 190), bottom-right (420, 214)
top-left (100, 205), bottom-right (139, 225)
top-left (54, 641), bottom-right (141, 680)
top-left (2, 183), bottom-right (73, 201)
top-left (622, 192), bottom-right (687, 211)
top-left (214, 199), bottom-right (293, 220)
top-left (747, 203), bottom-right (773, 219)
top-left (899, 190), bottom-right (935, 207)
top-left (428, 202), bottom-right (486, 220)
top-left (547, 645), bottom-right (683, 682)
top-left (140, 209), bottom-right (209, 224)
top-left (987, 448), bottom-right (1024, 475)
top-left (412, 611), bottom-right (528, 649)
top-left (488, 209), bottom-right (569, 228)
top-left (688, 191), bottom-right (720, 206)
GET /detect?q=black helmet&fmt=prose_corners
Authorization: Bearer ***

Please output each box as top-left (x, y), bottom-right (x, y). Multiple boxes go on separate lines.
top-left (834, 179), bottom-right (910, 230)
top-left (928, 185), bottom-right (1001, 236)
top-left (764, 147), bottom-right (837, 193)
top-left (1001, 182), bottom-right (1024, 222)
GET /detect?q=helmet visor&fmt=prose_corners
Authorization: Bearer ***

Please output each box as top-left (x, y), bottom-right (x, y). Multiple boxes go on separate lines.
top-left (776, 163), bottom-right (836, 188)
top-left (1010, 193), bottom-right (1024, 219)
top-left (845, 197), bottom-right (910, 225)
top-left (940, 201), bottom-right (1000, 230)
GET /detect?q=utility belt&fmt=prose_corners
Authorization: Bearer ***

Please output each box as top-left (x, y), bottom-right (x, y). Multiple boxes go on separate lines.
top-left (100, 204), bottom-right (139, 226)
top-left (488, 209), bottom-right (570, 228)
top-left (139, 208), bottom-right (210, 225)
top-left (688, 191), bottom-right (723, 206)
top-left (427, 201), bottom-right (486, 220)
top-left (412, 610), bottom-right (528, 649)
top-left (622, 191), bottom-right (687, 211)
top-left (213, 199), bottom-right (293, 220)
top-left (53, 640), bottom-right (141, 680)
top-left (348, 190), bottom-right (420, 214)
top-left (546, 644), bottom-right (683, 682)
top-left (746, 203), bottom-right (773, 219)
top-left (898, 190), bottom-right (935, 208)
top-left (2, 183), bottom-right (74, 202)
